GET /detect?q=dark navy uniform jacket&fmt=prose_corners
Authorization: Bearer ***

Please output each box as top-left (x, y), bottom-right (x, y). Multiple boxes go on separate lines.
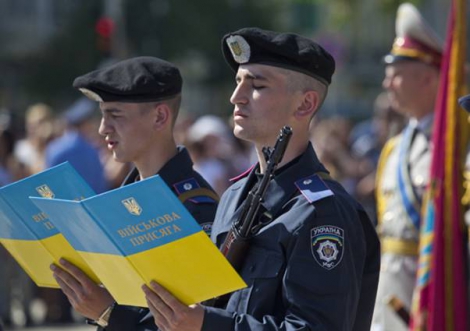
top-left (98, 146), bottom-right (218, 331)
top-left (202, 143), bottom-right (380, 331)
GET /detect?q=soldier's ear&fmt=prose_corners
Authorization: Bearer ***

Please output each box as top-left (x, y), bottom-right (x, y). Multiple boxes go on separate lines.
top-left (153, 103), bottom-right (171, 129)
top-left (294, 90), bottom-right (318, 119)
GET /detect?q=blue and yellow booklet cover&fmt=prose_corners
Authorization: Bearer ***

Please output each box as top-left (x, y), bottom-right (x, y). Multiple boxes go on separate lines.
top-left (0, 162), bottom-right (100, 288)
top-left (31, 175), bottom-right (246, 307)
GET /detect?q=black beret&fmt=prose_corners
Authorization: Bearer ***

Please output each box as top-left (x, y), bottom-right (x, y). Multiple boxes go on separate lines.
top-left (73, 56), bottom-right (182, 103)
top-left (222, 27), bottom-right (335, 85)
top-left (458, 95), bottom-right (470, 113)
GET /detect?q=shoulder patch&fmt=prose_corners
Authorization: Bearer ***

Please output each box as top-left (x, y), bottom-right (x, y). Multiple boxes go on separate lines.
top-left (173, 178), bottom-right (216, 204)
top-left (229, 164), bottom-right (256, 182)
top-left (311, 225), bottom-right (344, 270)
top-left (295, 174), bottom-right (334, 203)
top-left (200, 222), bottom-right (212, 236)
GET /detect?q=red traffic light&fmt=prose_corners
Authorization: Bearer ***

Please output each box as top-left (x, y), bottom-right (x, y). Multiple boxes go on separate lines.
top-left (95, 17), bottom-right (115, 38)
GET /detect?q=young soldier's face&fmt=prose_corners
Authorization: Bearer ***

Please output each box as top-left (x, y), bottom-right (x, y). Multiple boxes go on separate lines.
top-left (230, 64), bottom-right (298, 147)
top-left (98, 102), bottom-right (155, 164)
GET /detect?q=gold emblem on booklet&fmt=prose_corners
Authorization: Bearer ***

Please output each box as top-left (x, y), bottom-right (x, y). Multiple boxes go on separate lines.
top-left (36, 185), bottom-right (55, 199)
top-left (122, 197), bottom-right (142, 216)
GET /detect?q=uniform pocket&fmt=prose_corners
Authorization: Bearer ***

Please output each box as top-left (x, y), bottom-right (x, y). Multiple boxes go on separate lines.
top-left (227, 247), bottom-right (284, 315)
top-left (245, 251), bottom-right (284, 279)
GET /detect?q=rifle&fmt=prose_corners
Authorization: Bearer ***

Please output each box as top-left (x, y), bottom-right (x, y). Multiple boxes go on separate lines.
top-left (210, 126), bottom-right (292, 307)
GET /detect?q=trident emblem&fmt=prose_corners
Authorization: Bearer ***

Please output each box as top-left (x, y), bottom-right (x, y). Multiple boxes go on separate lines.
top-left (36, 185), bottom-right (55, 199)
top-left (122, 197), bottom-right (142, 216)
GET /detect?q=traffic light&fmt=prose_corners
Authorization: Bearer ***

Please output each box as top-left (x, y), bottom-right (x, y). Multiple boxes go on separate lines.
top-left (95, 17), bottom-right (115, 54)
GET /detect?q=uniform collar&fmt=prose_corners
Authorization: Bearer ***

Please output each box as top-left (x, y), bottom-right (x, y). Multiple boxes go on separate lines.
top-left (123, 146), bottom-right (194, 186)
top-left (409, 114), bottom-right (434, 138)
top-left (232, 142), bottom-right (328, 214)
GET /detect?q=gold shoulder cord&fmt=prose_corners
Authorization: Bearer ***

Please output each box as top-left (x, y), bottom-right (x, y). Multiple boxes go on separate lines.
top-left (375, 136), bottom-right (400, 227)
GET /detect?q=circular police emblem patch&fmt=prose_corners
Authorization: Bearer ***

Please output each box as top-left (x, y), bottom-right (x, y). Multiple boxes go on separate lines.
top-left (183, 183), bottom-right (193, 191)
top-left (311, 225), bottom-right (344, 270)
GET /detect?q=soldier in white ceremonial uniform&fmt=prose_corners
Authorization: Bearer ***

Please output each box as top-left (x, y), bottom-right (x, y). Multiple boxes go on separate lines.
top-left (458, 96), bottom-right (470, 244)
top-left (371, 3), bottom-right (443, 331)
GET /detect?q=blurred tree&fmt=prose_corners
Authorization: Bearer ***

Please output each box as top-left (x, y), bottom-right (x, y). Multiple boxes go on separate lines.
top-left (290, 0), bottom-right (423, 25)
top-left (290, 2), bottom-right (319, 32)
top-left (124, 0), bottom-right (285, 84)
top-left (377, 0), bottom-right (423, 12)
top-left (13, 0), bottom-right (286, 112)
top-left (20, 0), bottom-right (104, 109)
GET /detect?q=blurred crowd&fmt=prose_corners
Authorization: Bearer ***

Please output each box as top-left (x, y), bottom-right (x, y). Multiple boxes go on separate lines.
top-left (0, 99), bottom-right (130, 328)
top-left (0, 92), bottom-right (405, 328)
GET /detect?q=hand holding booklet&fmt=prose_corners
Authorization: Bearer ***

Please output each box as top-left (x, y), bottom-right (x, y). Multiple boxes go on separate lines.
top-left (31, 172), bottom-right (246, 307)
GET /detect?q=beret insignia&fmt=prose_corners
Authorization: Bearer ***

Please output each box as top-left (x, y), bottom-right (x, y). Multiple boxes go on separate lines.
top-left (226, 35), bottom-right (251, 64)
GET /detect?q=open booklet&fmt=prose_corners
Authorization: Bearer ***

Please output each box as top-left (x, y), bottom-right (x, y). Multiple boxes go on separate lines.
top-left (31, 174), bottom-right (246, 307)
top-left (0, 162), bottom-right (99, 288)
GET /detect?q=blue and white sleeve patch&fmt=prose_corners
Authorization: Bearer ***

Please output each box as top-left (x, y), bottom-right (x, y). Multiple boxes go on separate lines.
top-left (200, 222), bottom-right (213, 236)
top-left (173, 178), bottom-right (216, 203)
top-left (295, 174), bottom-right (334, 203)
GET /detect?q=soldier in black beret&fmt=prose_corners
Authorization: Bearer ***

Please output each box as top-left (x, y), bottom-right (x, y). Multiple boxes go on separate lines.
top-left (49, 56), bottom-right (219, 330)
top-left (144, 27), bottom-right (380, 331)
top-left (459, 95), bottom-right (470, 113)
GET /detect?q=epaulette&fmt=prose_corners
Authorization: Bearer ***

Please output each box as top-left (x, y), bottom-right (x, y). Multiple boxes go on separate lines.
top-left (295, 173), bottom-right (334, 204)
top-left (229, 164), bottom-right (256, 182)
top-left (173, 178), bottom-right (219, 204)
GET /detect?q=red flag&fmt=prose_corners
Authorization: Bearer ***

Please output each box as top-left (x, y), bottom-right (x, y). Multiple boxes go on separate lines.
top-left (411, 0), bottom-right (468, 330)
